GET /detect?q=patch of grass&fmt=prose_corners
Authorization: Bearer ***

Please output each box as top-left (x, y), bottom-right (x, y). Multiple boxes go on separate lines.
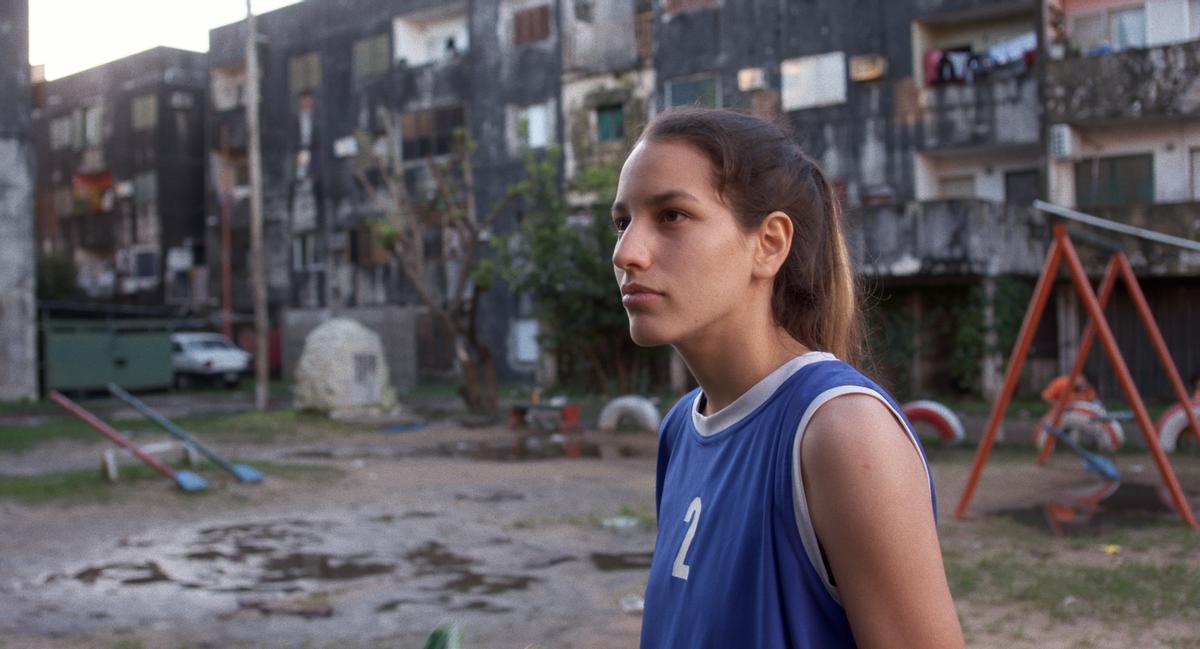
top-left (0, 407), bottom-right (362, 454)
top-left (0, 398), bottom-right (61, 416)
top-left (180, 409), bottom-right (360, 444)
top-left (945, 554), bottom-right (1200, 620)
top-left (0, 418), bottom-right (100, 453)
top-left (0, 460), bottom-right (344, 506)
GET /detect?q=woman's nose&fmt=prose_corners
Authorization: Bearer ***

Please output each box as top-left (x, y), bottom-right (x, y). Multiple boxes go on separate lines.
top-left (612, 220), bottom-right (651, 272)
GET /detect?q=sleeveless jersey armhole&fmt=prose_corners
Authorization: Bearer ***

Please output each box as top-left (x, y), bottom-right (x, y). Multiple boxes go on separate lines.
top-left (788, 386), bottom-right (934, 603)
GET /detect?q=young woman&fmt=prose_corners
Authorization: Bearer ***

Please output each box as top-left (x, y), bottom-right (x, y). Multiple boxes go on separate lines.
top-left (612, 108), bottom-right (963, 649)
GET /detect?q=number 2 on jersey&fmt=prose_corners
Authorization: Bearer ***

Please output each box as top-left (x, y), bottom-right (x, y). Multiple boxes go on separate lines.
top-left (671, 496), bottom-right (702, 580)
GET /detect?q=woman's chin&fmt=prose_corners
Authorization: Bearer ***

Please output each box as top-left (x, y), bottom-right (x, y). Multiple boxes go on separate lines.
top-left (628, 322), bottom-right (675, 348)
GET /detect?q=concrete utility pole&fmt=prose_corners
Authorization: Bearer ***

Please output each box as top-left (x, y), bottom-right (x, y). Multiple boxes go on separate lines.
top-left (0, 0), bottom-right (38, 402)
top-left (245, 1), bottom-right (269, 410)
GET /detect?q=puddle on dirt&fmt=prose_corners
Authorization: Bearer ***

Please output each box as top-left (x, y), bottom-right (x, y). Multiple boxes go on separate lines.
top-left (405, 541), bottom-right (538, 598)
top-left (73, 562), bottom-right (171, 585)
top-left (523, 555), bottom-right (575, 570)
top-left (996, 482), bottom-right (1187, 536)
top-left (406, 541), bottom-right (478, 572)
top-left (452, 599), bottom-right (513, 613)
top-left (55, 522), bottom-right (538, 618)
top-left (259, 553), bottom-right (395, 582)
top-left (370, 511), bottom-right (438, 523)
top-left (455, 490), bottom-right (525, 503)
top-left (590, 552), bottom-right (653, 572)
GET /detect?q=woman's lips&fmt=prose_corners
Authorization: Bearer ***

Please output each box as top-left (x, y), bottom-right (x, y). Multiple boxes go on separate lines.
top-left (621, 283), bottom-right (664, 307)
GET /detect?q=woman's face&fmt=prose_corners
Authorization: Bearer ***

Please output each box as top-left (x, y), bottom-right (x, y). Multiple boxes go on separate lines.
top-left (612, 139), bottom-right (758, 347)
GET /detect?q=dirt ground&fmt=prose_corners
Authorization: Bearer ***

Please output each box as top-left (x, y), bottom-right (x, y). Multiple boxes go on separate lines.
top-left (1, 400), bottom-right (1198, 649)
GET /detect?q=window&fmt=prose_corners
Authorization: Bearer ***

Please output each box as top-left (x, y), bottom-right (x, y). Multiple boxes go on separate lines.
top-left (394, 12), bottom-right (469, 66)
top-left (667, 76), bottom-right (719, 108)
top-left (401, 106), bottom-right (465, 160)
top-left (513, 5), bottom-right (551, 45)
top-left (1071, 6), bottom-right (1147, 53)
top-left (353, 34), bottom-right (390, 82)
top-left (781, 52), bottom-right (846, 111)
top-left (134, 171), bottom-right (157, 205)
top-left (1004, 169), bottom-right (1040, 207)
top-left (71, 109), bottom-right (85, 149)
top-left (513, 319), bottom-right (539, 364)
top-left (938, 174), bottom-right (976, 199)
top-left (131, 93), bottom-right (157, 131)
top-left (211, 67), bottom-right (246, 110)
top-left (518, 102), bottom-right (552, 148)
top-left (596, 104), bottom-right (624, 143)
top-left (1074, 154), bottom-right (1154, 208)
top-left (663, 0), bottom-right (719, 13)
top-left (84, 106), bottom-right (103, 147)
top-left (50, 116), bottom-right (72, 150)
top-left (54, 187), bottom-right (74, 216)
top-left (134, 250), bottom-right (159, 279)
top-left (289, 52), bottom-right (321, 95)
top-left (1110, 7), bottom-right (1147, 50)
top-left (1191, 147), bottom-right (1200, 201)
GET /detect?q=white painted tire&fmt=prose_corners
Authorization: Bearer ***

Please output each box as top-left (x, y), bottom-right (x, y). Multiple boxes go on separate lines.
top-left (598, 395), bottom-right (661, 433)
top-left (901, 400), bottom-right (965, 444)
top-left (1156, 403), bottom-right (1200, 453)
top-left (1034, 400), bottom-right (1124, 452)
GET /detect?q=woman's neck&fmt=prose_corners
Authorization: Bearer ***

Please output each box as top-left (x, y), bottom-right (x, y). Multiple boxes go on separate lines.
top-left (676, 322), bottom-right (809, 416)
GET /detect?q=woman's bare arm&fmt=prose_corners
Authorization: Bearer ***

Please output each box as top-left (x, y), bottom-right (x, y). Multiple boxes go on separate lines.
top-left (802, 393), bottom-right (964, 649)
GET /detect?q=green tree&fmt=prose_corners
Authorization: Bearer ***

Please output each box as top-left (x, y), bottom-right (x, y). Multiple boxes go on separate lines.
top-left (487, 137), bottom-right (662, 392)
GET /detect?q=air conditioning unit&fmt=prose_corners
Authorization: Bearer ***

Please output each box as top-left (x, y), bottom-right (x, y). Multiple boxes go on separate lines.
top-left (1049, 123), bottom-right (1076, 160)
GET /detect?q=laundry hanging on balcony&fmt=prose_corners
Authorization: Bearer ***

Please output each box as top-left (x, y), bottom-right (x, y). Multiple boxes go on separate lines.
top-left (925, 31), bottom-right (1037, 85)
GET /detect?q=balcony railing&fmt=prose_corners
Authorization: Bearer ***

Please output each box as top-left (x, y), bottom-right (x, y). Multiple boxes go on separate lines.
top-left (1044, 39), bottom-right (1200, 124)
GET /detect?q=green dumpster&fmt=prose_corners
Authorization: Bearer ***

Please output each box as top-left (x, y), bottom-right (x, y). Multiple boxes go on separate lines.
top-left (43, 318), bottom-right (173, 391)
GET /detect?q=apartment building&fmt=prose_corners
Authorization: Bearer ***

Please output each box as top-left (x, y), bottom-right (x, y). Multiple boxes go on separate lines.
top-left (205, 0), bottom-right (565, 383)
top-left (31, 47), bottom-right (209, 307)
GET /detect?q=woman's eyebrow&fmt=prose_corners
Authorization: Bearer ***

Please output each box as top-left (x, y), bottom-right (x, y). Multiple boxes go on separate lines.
top-left (612, 189), bottom-right (701, 214)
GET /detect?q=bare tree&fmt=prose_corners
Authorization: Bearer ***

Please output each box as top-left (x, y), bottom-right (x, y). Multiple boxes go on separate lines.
top-left (354, 113), bottom-right (509, 417)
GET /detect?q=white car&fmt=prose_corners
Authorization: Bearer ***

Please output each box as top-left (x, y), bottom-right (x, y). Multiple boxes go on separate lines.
top-left (170, 332), bottom-right (252, 389)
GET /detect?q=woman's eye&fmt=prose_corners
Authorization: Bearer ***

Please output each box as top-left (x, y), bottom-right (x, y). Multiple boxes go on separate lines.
top-left (613, 217), bottom-right (630, 234)
top-left (661, 210), bottom-right (686, 223)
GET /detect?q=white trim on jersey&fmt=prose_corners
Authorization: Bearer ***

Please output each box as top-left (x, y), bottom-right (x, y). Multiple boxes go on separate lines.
top-left (691, 351), bottom-right (838, 437)
top-left (790, 386), bottom-right (934, 603)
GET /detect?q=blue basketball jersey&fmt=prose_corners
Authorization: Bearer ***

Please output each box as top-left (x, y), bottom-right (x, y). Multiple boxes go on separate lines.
top-left (640, 352), bottom-right (935, 649)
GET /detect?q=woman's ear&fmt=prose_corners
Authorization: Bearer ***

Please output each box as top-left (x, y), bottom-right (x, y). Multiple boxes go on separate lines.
top-left (753, 211), bottom-right (793, 280)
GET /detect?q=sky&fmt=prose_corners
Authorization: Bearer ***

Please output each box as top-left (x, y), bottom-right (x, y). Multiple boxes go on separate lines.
top-left (29, 0), bottom-right (304, 80)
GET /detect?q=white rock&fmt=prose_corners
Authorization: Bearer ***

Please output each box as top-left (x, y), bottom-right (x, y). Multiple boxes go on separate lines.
top-left (294, 318), bottom-right (399, 416)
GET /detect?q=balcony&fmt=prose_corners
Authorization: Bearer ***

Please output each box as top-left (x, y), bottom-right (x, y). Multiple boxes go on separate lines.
top-left (917, 69), bottom-right (1039, 152)
top-left (848, 199), bottom-right (1047, 278)
top-left (1044, 39), bottom-right (1200, 124)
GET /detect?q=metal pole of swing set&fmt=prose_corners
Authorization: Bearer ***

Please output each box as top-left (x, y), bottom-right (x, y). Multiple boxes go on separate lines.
top-left (245, 1), bottom-right (269, 411)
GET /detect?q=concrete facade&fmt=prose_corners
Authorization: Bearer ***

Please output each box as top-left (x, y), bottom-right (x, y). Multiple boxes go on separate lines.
top-left (0, 0), bottom-right (37, 401)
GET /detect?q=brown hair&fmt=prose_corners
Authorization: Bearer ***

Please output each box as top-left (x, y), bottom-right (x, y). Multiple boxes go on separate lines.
top-left (636, 107), bottom-right (862, 364)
